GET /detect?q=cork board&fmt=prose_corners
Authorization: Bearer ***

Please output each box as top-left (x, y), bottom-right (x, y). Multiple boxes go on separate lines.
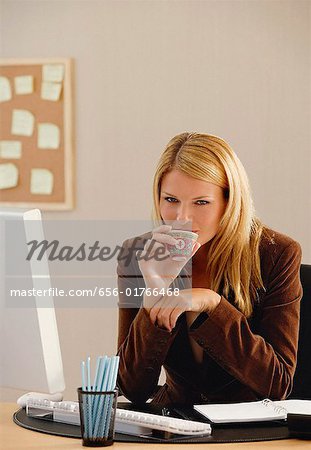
top-left (0, 58), bottom-right (74, 210)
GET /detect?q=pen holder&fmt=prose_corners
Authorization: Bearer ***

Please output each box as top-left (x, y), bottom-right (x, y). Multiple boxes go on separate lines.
top-left (78, 388), bottom-right (118, 447)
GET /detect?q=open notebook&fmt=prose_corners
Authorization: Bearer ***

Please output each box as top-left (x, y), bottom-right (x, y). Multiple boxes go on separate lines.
top-left (194, 399), bottom-right (311, 424)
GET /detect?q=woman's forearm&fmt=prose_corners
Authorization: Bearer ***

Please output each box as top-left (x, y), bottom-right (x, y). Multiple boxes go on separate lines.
top-left (117, 307), bottom-right (178, 403)
top-left (189, 296), bottom-right (300, 399)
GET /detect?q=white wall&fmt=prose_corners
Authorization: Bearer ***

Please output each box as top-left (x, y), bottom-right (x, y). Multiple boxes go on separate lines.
top-left (1, 0), bottom-right (310, 400)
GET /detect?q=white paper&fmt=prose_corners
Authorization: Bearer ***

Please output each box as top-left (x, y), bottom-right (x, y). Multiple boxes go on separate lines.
top-left (42, 64), bottom-right (64, 83)
top-left (194, 401), bottom-right (284, 423)
top-left (273, 400), bottom-right (311, 415)
top-left (0, 141), bottom-right (22, 159)
top-left (194, 399), bottom-right (311, 424)
top-left (30, 168), bottom-right (54, 195)
top-left (11, 109), bottom-right (35, 136)
top-left (14, 75), bottom-right (34, 95)
top-left (0, 76), bottom-right (12, 102)
top-left (41, 81), bottom-right (62, 101)
top-left (38, 123), bottom-right (60, 149)
top-left (0, 163), bottom-right (18, 189)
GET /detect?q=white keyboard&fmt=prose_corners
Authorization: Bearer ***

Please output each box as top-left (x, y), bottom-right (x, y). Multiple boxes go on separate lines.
top-left (25, 398), bottom-right (211, 436)
top-left (115, 408), bottom-right (211, 436)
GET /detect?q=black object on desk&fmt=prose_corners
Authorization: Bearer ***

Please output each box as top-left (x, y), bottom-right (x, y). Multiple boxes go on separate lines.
top-left (13, 401), bottom-right (291, 444)
top-left (287, 414), bottom-right (311, 440)
top-left (289, 264), bottom-right (311, 402)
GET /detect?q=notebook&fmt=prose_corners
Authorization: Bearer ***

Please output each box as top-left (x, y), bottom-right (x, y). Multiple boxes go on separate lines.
top-left (194, 399), bottom-right (311, 424)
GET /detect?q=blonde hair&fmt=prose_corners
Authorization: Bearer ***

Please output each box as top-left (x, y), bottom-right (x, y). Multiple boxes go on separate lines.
top-left (152, 132), bottom-right (268, 317)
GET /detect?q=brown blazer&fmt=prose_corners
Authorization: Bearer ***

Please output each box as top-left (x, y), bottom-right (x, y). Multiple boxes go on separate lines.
top-left (116, 227), bottom-right (302, 406)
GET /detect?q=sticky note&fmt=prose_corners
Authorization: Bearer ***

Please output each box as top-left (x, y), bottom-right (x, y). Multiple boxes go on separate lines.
top-left (38, 123), bottom-right (60, 149)
top-left (0, 76), bottom-right (12, 102)
top-left (14, 75), bottom-right (34, 95)
top-left (0, 163), bottom-right (18, 189)
top-left (41, 81), bottom-right (62, 101)
top-left (11, 109), bottom-right (35, 136)
top-left (0, 141), bottom-right (22, 159)
top-left (42, 64), bottom-right (64, 83)
top-left (30, 168), bottom-right (53, 195)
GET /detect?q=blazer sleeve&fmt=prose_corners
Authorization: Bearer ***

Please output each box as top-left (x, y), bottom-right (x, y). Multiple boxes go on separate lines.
top-left (188, 240), bottom-right (302, 400)
top-left (116, 238), bottom-right (181, 404)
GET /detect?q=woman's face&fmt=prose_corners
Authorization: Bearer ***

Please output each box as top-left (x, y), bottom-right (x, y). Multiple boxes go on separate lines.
top-left (159, 169), bottom-right (228, 245)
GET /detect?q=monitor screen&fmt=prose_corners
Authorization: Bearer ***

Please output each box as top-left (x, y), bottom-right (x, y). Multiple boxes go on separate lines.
top-left (0, 209), bottom-right (65, 394)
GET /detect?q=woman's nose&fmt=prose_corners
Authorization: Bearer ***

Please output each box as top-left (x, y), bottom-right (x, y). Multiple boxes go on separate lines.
top-left (176, 204), bottom-right (192, 222)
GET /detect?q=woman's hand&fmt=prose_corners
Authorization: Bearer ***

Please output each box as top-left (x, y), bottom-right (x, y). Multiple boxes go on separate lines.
top-left (137, 224), bottom-right (201, 290)
top-left (147, 288), bottom-right (221, 332)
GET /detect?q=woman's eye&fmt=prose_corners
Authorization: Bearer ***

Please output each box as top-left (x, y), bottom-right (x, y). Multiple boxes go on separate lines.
top-left (164, 197), bottom-right (210, 206)
top-left (164, 197), bottom-right (178, 203)
top-left (195, 200), bottom-right (210, 205)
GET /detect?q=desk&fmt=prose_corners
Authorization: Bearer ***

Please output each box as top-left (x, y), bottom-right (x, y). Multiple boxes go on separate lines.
top-left (1, 403), bottom-right (310, 449)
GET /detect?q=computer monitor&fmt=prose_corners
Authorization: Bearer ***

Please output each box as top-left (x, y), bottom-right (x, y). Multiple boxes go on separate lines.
top-left (0, 209), bottom-right (65, 394)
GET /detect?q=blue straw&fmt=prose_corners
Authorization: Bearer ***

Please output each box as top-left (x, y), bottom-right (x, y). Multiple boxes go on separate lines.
top-left (81, 355), bottom-right (119, 440)
top-left (104, 356), bottom-right (120, 438)
top-left (92, 356), bottom-right (101, 392)
top-left (86, 356), bottom-right (93, 436)
top-left (101, 356), bottom-right (120, 438)
top-left (87, 357), bottom-right (91, 390)
top-left (98, 356), bottom-right (108, 390)
top-left (98, 357), bottom-right (115, 438)
top-left (93, 357), bottom-right (112, 437)
top-left (80, 361), bottom-right (89, 438)
top-left (91, 356), bottom-right (107, 428)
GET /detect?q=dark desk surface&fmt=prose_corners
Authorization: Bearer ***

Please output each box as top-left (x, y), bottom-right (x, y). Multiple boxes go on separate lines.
top-left (2, 402), bottom-right (310, 449)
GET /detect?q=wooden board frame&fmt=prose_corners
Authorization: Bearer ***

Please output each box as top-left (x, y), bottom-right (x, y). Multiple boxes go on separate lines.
top-left (0, 58), bottom-right (74, 210)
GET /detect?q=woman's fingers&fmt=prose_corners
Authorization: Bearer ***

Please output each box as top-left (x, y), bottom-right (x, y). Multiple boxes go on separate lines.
top-left (149, 294), bottom-right (187, 331)
top-left (139, 239), bottom-right (160, 257)
top-left (171, 255), bottom-right (187, 261)
top-left (169, 307), bottom-right (185, 330)
top-left (140, 229), bottom-right (198, 261)
top-left (170, 241), bottom-right (201, 262)
top-left (149, 295), bottom-right (176, 330)
top-left (152, 224), bottom-right (172, 234)
top-left (149, 306), bottom-right (160, 326)
top-left (152, 233), bottom-right (178, 245)
top-left (139, 239), bottom-right (171, 259)
top-left (168, 291), bottom-right (193, 329)
top-left (155, 307), bottom-right (173, 331)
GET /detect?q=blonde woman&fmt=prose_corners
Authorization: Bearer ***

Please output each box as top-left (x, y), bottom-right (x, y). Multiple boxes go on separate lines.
top-left (117, 133), bottom-right (302, 406)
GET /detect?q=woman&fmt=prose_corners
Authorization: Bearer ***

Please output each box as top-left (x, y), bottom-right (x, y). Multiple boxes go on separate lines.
top-left (117, 132), bottom-right (302, 406)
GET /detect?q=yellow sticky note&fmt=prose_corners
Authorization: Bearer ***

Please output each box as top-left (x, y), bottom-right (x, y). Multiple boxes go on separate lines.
top-left (38, 123), bottom-right (60, 149)
top-left (42, 64), bottom-right (64, 83)
top-left (14, 76), bottom-right (34, 95)
top-left (0, 163), bottom-right (18, 189)
top-left (41, 81), bottom-right (62, 101)
top-left (11, 109), bottom-right (35, 136)
top-left (30, 168), bottom-right (53, 195)
top-left (0, 76), bottom-right (12, 102)
top-left (0, 141), bottom-right (22, 159)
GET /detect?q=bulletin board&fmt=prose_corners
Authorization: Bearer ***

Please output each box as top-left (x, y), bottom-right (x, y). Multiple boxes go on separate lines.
top-left (0, 58), bottom-right (74, 210)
